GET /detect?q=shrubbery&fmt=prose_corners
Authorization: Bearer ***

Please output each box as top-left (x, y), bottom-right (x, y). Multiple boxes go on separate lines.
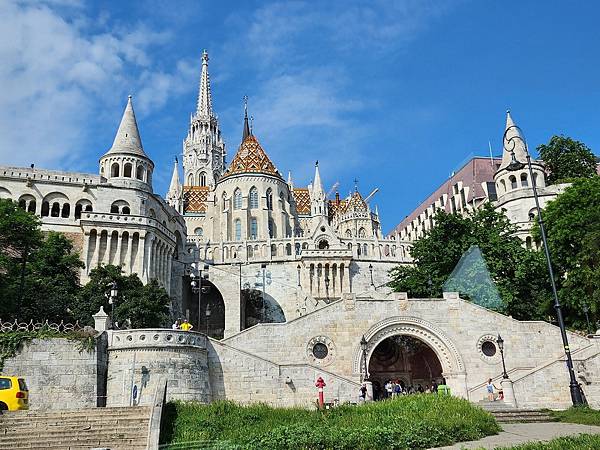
top-left (161, 395), bottom-right (500, 450)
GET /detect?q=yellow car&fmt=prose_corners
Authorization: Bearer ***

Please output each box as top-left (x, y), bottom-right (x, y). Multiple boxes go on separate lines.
top-left (0, 376), bottom-right (29, 411)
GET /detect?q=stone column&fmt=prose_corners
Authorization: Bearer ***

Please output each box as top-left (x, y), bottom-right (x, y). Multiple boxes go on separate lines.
top-left (104, 232), bottom-right (113, 265)
top-left (501, 378), bottom-right (517, 408)
top-left (115, 232), bottom-right (123, 268)
top-left (123, 233), bottom-right (131, 274)
top-left (82, 231), bottom-right (91, 274)
top-left (345, 264), bottom-right (352, 293)
top-left (137, 234), bottom-right (146, 280)
top-left (94, 231), bottom-right (103, 268)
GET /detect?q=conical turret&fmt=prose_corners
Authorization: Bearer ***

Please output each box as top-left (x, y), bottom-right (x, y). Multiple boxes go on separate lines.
top-left (499, 110), bottom-right (528, 171)
top-left (311, 161), bottom-right (327, 217)
top-left (196, 50), bottom-right (213, 118)
top-left (100, 95), bottom-right (154, 192)
top-left (166, 157), bottom-right (182, 211)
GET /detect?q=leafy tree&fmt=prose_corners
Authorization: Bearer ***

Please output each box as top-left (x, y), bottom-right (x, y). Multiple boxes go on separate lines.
top-left (537, 135), bottom-right (598, 184)
top-left (535, 176), bottom-right (600, 331)
top-left (74, 265), bottom-right (170, 328)
top-left (389, 203), bottom-right (550, 320)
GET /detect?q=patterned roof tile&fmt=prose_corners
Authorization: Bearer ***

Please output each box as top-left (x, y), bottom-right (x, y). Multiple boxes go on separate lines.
top-left (183, 185), bottom-right (209, 213)
top-left (221, 135), bottom-right (282, 180)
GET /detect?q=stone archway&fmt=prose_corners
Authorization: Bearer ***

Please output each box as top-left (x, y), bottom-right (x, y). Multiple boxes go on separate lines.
top-left (182, 278), bottom-right (225, 339)
top-left (241, 289), bottom-right (286, 329)
top-left (353, 317), bottom-right (467, 397)
top-left (368, 335), bottom-right (443, 398)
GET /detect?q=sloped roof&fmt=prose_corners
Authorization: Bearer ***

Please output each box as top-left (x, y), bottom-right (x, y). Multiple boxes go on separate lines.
top-left (220, 135), bottom-right (282, 180)
top-left (183, 186), bottom-right (209, 213)
top-left (293, 188), bottom-right (311, 214)
top-left (103, 96), bottom-right (149, 159)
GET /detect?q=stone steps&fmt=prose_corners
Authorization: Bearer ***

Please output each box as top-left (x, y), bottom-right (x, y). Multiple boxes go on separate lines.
top-left (0, 406), bottom-right (149, 450)
top-left (477, 404), bottom-right (556, 423)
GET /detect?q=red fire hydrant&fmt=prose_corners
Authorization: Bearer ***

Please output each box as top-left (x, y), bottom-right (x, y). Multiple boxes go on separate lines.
top-left (315, 376), bottom-right (326, 409)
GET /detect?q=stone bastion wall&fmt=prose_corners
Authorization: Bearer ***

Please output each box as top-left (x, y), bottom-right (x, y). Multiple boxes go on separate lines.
top-left (105, 329), bottom-right (210, 406)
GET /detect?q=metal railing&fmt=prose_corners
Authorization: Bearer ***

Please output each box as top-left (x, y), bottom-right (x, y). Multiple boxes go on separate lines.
top-left (0, 319), bottom-right (84, 333)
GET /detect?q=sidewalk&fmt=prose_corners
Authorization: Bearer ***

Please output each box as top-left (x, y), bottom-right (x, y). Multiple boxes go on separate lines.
top-left (432, 422), bottom-right (600, 449)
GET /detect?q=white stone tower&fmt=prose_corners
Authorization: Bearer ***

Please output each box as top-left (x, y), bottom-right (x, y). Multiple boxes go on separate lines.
top-left (310, 162), bottom-right (328, 218)
top-left (166, 157), bottom-right (182, 211)
top-left (182, 50), bottom-right (226, 188)
top-left (99, 95), bottom-right (154, 193)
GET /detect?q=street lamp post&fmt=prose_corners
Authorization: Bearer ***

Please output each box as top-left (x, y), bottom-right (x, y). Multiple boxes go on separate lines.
top-left (503, 123), bottom-right (584, 406)
top-left (190, 262), bottom-right (210, 335)
top-left (582, 304), bottom-right (592, 336)
top-left (497, 334), bottom-right (508, 379)
top-left (261, 263), bottom-right (267, 321)
top-left (108, 281), bottom-right (118, 329)
top-left (360, 335), bottom-right (369, 382)
top-left (205, 303), bottom-right (211, 336)
top-left (297, 264), bottom-right (301, 287)
top-left (368, 264), bottom-right (374, 287)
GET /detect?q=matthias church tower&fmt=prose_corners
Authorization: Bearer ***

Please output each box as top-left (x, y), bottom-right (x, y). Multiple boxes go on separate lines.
top-left (182, 50), bottom-right (225, 188)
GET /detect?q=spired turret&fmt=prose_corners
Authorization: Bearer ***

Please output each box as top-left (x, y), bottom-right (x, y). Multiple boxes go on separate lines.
top-left (99, 95), bottom-right (154, 192)
top-left (494, 110), bottom-right (546, 199)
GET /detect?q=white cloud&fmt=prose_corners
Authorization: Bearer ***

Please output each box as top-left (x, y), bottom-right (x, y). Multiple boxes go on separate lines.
top-left (0, 1), bottom-right (191, 169)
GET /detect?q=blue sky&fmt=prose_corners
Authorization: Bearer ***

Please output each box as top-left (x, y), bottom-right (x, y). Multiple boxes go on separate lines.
top-left (1, 1), bottom-right (599, 233)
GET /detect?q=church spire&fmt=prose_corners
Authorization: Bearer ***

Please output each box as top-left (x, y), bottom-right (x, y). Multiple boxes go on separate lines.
top-left (242, 96), bottom-right (250, 142)
top-left (196, 50), bottom-right (213, 118)
top-left (310, 161), bottom-right (327, 217)
top-left (166, 157), bottom-right (182, 210)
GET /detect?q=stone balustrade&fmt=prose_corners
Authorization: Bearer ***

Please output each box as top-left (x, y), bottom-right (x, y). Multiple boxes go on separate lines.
top-left (107, 328), bottom-right (207, 350)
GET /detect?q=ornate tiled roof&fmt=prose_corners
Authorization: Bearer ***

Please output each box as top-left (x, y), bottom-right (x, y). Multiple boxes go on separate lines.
top-left (220, 135), bottom-right (282, 180)
top-left (347, 191), bottom-right (367, 212)
top-left (293, 188), bottom-right (311, 215)
top-left (328, 198), bottom-right (348, 216)
top-left (183, 186), bottom-right (209, 213)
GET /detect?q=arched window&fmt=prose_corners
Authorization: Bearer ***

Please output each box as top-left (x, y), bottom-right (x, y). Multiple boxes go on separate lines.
top-left (75, 204), bottom-right (82, 219)
top-left (295, 243), bottom-right (301, 255)
top-left (279, 192), bottom-right (285, 211)
top-left (199, 172), bottom-right (207, 187)
top-left (18, 199), bottom-right (26, 209)
top-left (51, 202), bottom-right (60, 217)
top-left (500, 179), bottom-right (506, 194)
top-left (363, 244), bottom-right (368, 256)
top-left (136, 165), bottom-right (144, 181)
top-left (526, 236), bottom-right (532, 250)
top-left (84, 204), bottom-right (92, 212)
top-left (27, 200), bottom-right (36, 214)
top-left (41, 202), bottom-right (49, 217)
top-left (509, 175), bottom-right (517, 189)
top-left (249, 187), bottom-right (259, 209)
top-left (358, 227), bottom-right (366, 238)
top-left (61, 203), bottom-right (70, 218)
top-left (187, 173), bottom-right (193, 185)
top-left (250, 218), bottom-right (258, 239)
top-left (234, 219), bottom-right (242, 241)
top-left (122, 206), bottom-right (130, 215)
top-left (271, 243), bottom-right (277, 256)
top-left (345, 229), bottom-right (352, 238)
top-left (123, 163), bottom-right (132, 178)
top-left (110, 205), bottom-right (119, 213)
top-left (528, 208), bottom-right (537, 221)
top-left (266, 188), bottom-right (273, 210)
top-left (521, 173), bottom-right (528, 187)
top-left (286, 243), bottom-right (292, 255)
top-left (234, 188), bottom-right (242, 209)
top-left (533, 173), bottom-right (539, 187)
top-left (194, 227), bottom-right (204, 236)
top-left (268, 219), bottom-right (275, 238)
top-left (111, 163), bottom-right (120, 177)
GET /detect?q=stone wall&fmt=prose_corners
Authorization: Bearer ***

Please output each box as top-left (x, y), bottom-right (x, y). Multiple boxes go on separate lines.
top-left (105, 329), bottom-right (211, 406)
top-left (2, 337), bottom-right (104, 410)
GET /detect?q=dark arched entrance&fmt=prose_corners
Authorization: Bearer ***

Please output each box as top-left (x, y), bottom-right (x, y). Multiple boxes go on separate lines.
top-left (368, 335), bottom-right (443, 395)
top-left (182, 277), bottom-right (225, 339)
top-left (241, 289), bottom-right (286, 329)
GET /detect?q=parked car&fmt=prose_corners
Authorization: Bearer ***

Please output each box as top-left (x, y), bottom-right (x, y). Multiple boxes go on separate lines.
top-left (0, 376), bottom-right (29, 411)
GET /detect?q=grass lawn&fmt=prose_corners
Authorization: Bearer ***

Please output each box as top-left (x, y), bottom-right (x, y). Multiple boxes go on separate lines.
top-left (494, 433), bottom-right (600, 449)
top-left (160, 395), bottom-right (500, 450)
top-left (548, 406), bottom-right (600, 426)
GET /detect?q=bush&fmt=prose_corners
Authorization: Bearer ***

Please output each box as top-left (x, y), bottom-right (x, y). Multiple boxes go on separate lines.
top-left (160, 395), bottom-right (500, 449)
top-left (549, 406), bottom-right (600, 426)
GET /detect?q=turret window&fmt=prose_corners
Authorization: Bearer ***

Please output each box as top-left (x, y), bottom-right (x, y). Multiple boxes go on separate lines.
top-left (358, 227), bottom-right (366, 238)
top-left (500, 179), bottom-right (506, 194)
top-left (199, 172), bottom-right (207, 187)
top-left (123, 163), bottom-right (132, 178)
top-left (250, 218), bottom-right (258, 239)
top-left (509, 175), bottom-right (517, 189)
top-left (521, 173), bottom-right (528, 187)
top-left (194, 227), bottom-right (204, 236)
top-left (136, 165), bottom-right (144, 181)
top-left (234, 189), bottom-right (242, 209)
top-left (111, 163), bottom-right (120, 177)
top-left (266, 188), bottom-right (273, 210)
top-left (249, 187), bottom-right (259, 209)
top-left (268, 219), bottom-right (275, 238)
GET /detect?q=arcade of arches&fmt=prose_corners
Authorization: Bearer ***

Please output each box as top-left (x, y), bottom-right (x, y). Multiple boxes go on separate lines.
top-left (368, 335), bottom-right (444, 394)
top-left (182, 278), bottom-right (225, 339)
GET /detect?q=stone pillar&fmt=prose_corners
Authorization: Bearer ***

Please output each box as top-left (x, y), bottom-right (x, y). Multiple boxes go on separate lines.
top-left (123, 233), bottom-right (131, 274)
top-left (364, 380), bottom-right (374, 402)
top-left (345, 264), bottom-right (352, 293)
top-left (94, 231), bottom-right (102, 268)
top-left (82, 231), bottom-right (91, 274)
top-left (93, 306), bottom-right (110, 332)
top-left (115, 232), bottom-right (123, 267)
top-left (501, 378), bottom-right (517, 408)
top-left (104, 232), bottom-right (113, 265)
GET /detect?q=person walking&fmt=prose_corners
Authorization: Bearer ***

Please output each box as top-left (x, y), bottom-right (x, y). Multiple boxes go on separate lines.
top-left (358, 384), bottom-right (367, 403)
top-left (486, 378), bottom-right (495, 401)
top-left (172, 319), bottom-right (181, 330)
top-left (180, 319), bottom-right (193, 331)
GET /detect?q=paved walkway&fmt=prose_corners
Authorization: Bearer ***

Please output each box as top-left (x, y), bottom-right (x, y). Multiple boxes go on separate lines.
top-left (433, 422), bottom-right (600, 449)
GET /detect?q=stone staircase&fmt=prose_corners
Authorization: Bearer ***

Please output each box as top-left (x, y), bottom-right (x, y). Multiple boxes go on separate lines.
top-left (0, 406), bottom-right (151, 450)
top-left (477, 401), bottom-right (556, 423)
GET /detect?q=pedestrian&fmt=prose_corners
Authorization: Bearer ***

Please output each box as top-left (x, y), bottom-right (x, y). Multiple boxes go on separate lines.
top-left (486, 378), bottom-right (495, 401)
top-left (359, 384), bottom-right (367, 403)
top-left (417, 384), bottom-right (424, 393)
top-left (393, 382), bottom-right (402, 397)
top-left (432, 380), bottom-right (438, 393)
top-left (180, 319), bottom-right (193, 331)
top-left (172, 319), bottom-right (181, 330)
top-left (385, 380), bottom-right (393, 399)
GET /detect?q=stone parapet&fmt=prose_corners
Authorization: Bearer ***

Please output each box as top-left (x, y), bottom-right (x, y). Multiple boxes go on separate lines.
top-left (107, 329), bottom-right (207, 350)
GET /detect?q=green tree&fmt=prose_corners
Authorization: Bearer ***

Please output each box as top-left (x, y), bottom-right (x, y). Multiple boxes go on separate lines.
top-left (74, 265), bottom-right (170, 328)
top-left (535, 176), bottom-right (600, 331)
top-left (389, 203), bottom-right (550, 320)
top-left (537, 135), bottom-right (598, 184)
